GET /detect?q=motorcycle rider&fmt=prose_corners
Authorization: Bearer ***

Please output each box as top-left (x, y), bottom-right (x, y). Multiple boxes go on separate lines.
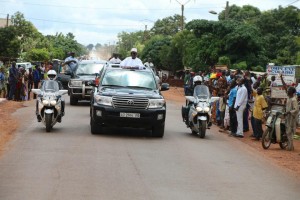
top-left (184, 75), bottom-right (203, 125)
top-left (36, 70), bottom-right (65, 122)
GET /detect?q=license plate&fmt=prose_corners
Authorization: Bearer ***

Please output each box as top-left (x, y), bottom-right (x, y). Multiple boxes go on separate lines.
top-left (120, 112), bottom-right (140, 118)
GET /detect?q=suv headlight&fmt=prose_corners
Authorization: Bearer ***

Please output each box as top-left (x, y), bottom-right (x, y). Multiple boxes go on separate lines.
top-left (148, 99), bottom-right (165, 109)
top-left (95, 95), bottom-right (112, 106)
top-left (70, 80), bottom-right (82, 87)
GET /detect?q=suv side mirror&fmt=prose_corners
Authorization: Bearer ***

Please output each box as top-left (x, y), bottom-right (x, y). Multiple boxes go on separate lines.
top-left (160, 83), bottom-right (169, 91)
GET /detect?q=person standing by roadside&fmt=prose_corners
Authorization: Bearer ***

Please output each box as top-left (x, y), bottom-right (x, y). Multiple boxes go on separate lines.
top-left (27, 68), bottom-right (33, 100)
top-left (8, 62), bottom-right (18, 100)
top-left (284, 87), bottom-right (299, 151)
top-left (252, 87), bottom-right (268, 140)
top-left (280, 74), bottom-right (299, 151)
top-left (228, 80), bottom-right (238, 136)
top-left (184, 69), bottom-right (191, 95)
top-left (33, 66), bottom-right (41, 99)
top-left (234, 78), bottom-right (248, 138)
top-left (0, 67), bottom-right (6, 98)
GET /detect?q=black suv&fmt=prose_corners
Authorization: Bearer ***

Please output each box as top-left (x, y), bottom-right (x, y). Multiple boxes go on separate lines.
top-left (90, 65), bottom-right (169, 137)
top-left (68, 59), bottom-right (106, 105)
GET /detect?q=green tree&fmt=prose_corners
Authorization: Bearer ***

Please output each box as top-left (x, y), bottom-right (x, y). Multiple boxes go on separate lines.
top-left (151, 14), bottom-right (182, 35)
top-left (25, 48), bottom-right (50, 61)
top-left (219, 5), bottom-right (261, 22)
top-left (0, 26), bottom-right (20, 60)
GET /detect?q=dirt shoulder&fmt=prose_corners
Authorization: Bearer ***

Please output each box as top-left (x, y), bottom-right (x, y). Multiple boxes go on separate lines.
top-left (0, 100), bottom-right (25, 156)
top-left (162, 87), bottom-right (300, 177)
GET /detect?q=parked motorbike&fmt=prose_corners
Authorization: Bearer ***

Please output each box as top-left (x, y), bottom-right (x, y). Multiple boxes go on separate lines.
top-left (181, 85), bottom-right (219, 138)
top-left (32, 80), bottom-right (68, 132)
top-left (262, 104), bottom-right (288, 149)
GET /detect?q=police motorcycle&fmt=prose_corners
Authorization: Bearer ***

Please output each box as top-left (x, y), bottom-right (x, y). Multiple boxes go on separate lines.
top-left (181, 76), bottom-right (219, 138)
top-left (32, 70), bottom-right (68, 132)
top-left (262, 104), bottom-right (288, 149)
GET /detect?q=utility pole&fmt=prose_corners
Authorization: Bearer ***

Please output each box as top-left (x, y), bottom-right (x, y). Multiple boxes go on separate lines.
top-left (6, 14), bottom-right (9, 27)
top-left (173, 0), bottom-right (195, 31)
top-left (224, 1), bottom-right (229, 20)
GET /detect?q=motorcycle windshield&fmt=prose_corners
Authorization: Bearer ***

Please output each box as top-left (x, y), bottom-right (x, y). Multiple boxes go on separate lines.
top-left (41, 80), bottom-right (60, 92)
top-left (194, 85), bottom-right (210, 100)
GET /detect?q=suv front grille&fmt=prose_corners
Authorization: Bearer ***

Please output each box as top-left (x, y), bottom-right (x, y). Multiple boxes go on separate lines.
top-left (112, 96), bottom-right (149, 109)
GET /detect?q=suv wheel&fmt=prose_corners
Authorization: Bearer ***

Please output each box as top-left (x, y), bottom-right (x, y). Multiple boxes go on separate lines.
top-left (152, 124), bottom-right (165, 138)
top-left (70, 95), bottom-right (78, 105)
top-left (90, 117), bottom-right (102, 135)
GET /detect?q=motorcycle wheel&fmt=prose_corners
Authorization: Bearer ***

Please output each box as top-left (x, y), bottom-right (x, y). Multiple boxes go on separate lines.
top-left (262, 128), bottom-right (272, 149)
top-left (45, 113), bottom-right (52, 132)
top-left (198, 120), bottom-right (206, 138)
top-left (279, 135), bottom-right (288, 149)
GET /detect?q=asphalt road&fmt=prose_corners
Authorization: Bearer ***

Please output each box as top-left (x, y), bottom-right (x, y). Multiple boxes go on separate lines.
top-left (0, 97), bottom-right (299, 200)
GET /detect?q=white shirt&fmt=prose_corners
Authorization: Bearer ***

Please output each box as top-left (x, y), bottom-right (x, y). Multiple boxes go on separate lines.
top-left (234, 84), bottom-right (248, 108)
top-left (120, 57), bottom-right (144, 69)
top-left (109, 57), bottom-right (122, 64)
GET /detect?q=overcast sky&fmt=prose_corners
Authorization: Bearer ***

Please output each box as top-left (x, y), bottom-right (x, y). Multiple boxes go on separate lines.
top-left (1, 0), bottom-right (299, 45)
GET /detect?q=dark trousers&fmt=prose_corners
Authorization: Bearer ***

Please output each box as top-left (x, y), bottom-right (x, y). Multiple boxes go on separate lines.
top-left (219, 111), bottom-right (225, 127)
top-left (8, 82), bottom-right (16, 100)
top-left (250, 115), bottom-right (255, 133)
top-left (243, 105), bottom-right (249, 131)
top-left (6, 83), bottom-right (10, 99)
top-left (253, 117), bottom-right (263, 139)
top-left (229, 108), bottom-right (237, 134)
top-left (33, 82), bottom-right (39, 99)
top-left (28, 81), bottom-right (33, 100)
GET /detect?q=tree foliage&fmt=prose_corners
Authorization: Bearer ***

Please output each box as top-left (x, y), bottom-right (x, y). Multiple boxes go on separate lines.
top-left (0, 12), bottom-right (87, 62)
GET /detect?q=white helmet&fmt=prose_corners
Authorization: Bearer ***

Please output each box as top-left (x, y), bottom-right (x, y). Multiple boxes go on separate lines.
top-left (47, 70), bottom-right (57, 80)
top-left (193, 75), bottom-right (202, 84)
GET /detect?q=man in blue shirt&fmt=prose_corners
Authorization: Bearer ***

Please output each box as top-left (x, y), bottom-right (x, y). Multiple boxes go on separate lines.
top-left (33, 66), bottom-right (41, 99)
top-left (8, 62), bottom-right (18, 100)
top-left (228, 80), bottom-right (238, 136)
top-left (63, 52), bottom-right (78, 73)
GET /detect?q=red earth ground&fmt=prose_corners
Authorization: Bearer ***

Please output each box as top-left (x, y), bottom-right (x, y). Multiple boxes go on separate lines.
top-left (0, 87), bottom-right (299, 176)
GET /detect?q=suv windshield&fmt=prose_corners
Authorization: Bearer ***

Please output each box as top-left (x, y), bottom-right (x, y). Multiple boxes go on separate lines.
top-left (41, 80), bottom-right (59, 92)
top-left (101, 69), bottom-right (157, 90)
top-left (194, 85), bottom-right (210, 99)
top-left (76, 63), bottom-right (104, 75)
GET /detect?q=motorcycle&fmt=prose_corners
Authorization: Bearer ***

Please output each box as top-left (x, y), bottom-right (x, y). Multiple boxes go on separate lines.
top-left (181, 85), bottom-right (219, 138)
top-left (262, 104), bottom-right (288, 149)
top-left (32, 80), bottom-right (68, 132)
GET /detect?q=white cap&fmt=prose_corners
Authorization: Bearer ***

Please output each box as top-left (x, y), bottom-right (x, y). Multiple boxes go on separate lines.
top-left (131, 48), bottom-right (137, 53)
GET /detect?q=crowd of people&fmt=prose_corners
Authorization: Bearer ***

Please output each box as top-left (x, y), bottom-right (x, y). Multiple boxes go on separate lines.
top-left (0, 61), bottom-right (58, 101)
top-left (183, 67), bottom-right (299, 151)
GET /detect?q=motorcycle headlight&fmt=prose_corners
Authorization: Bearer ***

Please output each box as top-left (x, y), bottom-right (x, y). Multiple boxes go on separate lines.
top-left (50, 100), bottom-right (57, 106)
top-left (70, 80), bottom-right (82, 87)
top-left (95, 95), bottom-right (112, 106)
top-left (148, 99), bottom-right (165, 109)
top-left (42, 100), bottom-right (49, 105)
top-left (196, 106), bottom-right (203, 112)
top-left (204, 107), bottom-right (210, 112)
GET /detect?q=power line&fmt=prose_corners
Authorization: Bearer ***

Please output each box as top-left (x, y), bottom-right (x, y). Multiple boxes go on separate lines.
top-left (287, 0), bottom-right (299, 6)
top-left (0, 0), bottom-right (220, 11)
